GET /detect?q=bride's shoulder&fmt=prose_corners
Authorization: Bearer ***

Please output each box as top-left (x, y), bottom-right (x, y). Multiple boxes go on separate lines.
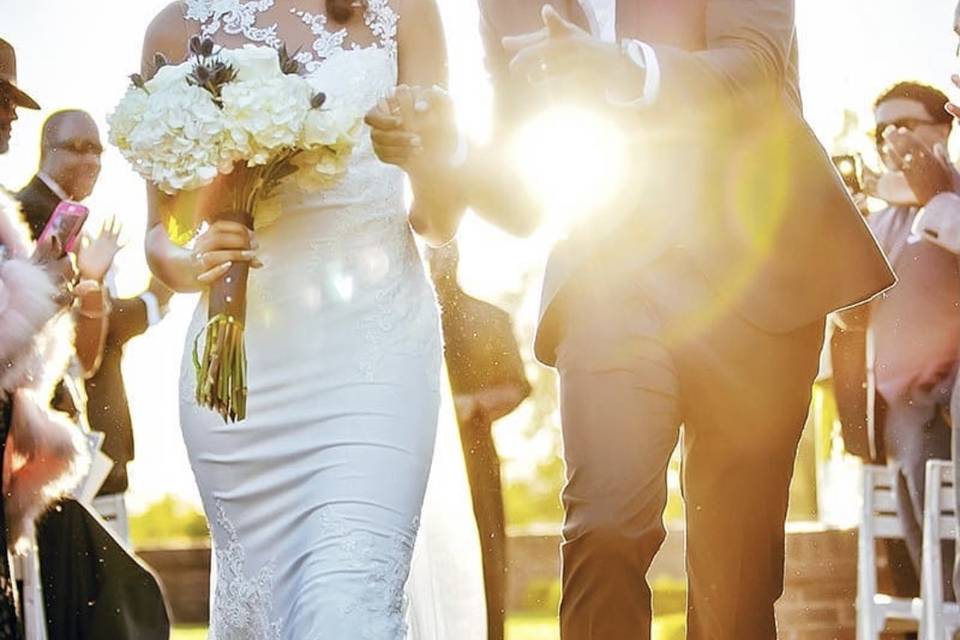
top-left (142, 2), bottom-right (200, 73)
top-left (395, 0), bottom-right (442, 37)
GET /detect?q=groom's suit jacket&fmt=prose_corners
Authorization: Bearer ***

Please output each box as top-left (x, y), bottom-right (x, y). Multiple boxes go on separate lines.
top-left (478, 0), bottom-right (896, 364)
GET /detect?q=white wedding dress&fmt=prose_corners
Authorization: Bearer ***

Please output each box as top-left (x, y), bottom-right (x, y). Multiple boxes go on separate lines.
top-left (178, 2), bottom-right (485, 638)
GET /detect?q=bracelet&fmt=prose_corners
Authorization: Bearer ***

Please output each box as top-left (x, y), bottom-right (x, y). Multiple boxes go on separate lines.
top-left (73, 280), bottom-right (111, 319)
top-left (76, 306), bottom-right (108, 320)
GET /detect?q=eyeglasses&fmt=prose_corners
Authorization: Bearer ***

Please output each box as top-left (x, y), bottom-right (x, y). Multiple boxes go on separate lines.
top-left (56, 141), bottom-right (104, 156)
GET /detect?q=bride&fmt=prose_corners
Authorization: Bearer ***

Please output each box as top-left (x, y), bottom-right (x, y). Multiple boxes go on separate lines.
top-left (140, 1), bottom-right (481, 638)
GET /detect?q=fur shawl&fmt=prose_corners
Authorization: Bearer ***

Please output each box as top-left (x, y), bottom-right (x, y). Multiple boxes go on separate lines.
top-left (0, 189), bottom-right (88, 550)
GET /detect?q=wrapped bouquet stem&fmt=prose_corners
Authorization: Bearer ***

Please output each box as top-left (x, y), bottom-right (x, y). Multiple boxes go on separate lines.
top-left (110, 36), bottom-right (362, 422)
top-left (194, 158), bottom-right (296, 421)
top-left (194, 207), bottom-right (252, 422)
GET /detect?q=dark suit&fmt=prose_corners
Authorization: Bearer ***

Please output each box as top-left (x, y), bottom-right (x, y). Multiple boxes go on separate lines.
top-left (478, 1), bottom-right (895, 637)
top-left (16, 175), bottom-right (149, 494)
top-left (37, 500), bottom-right (170, 640)
top-left (437, 281), bottom-right (531, 640)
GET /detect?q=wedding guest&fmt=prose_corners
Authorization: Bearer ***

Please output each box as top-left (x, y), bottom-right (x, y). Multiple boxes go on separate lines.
top-left (367, 1), bottom-right (895, 636)
top-left (82, 276), bottom-right (170, 542)
top-left (18, 111), bottom-right (103, 239)
top-left (897, 19), bottom-right (960, 600)
top-left (838, 83), bottom-right (960, 589)
top-left (16, 111), bottom-right (114, 422)
top-left (0, 37), bottom-right (88, 639)
top-left (428, 242), bottom-right (531, 640)
top-left (16, 109), bottom-right (172, 540)
top-left (5, 100), bottom-right (170, 640)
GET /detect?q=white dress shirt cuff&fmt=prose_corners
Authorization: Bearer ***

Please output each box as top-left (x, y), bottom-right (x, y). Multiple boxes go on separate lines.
top-left (608, 39), bottom-right (661, 108)
top-left (913, 191), bottom-right (960, 255)
top-left (140, 291), bottom-right (163, 327)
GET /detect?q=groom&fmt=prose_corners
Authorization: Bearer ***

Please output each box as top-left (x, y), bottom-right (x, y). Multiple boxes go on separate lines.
top-left (369, 1), bottom-right (895, 637)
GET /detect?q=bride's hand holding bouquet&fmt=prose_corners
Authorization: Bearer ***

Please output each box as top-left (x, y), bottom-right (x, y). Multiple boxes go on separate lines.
top-left (110, 36), bottom-right (363, 422)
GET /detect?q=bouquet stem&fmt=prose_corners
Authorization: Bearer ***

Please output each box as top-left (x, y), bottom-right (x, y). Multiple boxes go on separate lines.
top-left (193, 208), bottom-right (252, 423)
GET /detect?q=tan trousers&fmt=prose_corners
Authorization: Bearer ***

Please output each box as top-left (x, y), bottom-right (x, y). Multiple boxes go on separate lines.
top-left (555, 250), bottom-right (824, 640)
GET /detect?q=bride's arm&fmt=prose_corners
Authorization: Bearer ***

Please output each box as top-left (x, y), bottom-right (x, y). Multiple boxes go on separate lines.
top-left (396, 0), bottom-right (464, 247)
top-left (141, 3), bottom-right (258, 293)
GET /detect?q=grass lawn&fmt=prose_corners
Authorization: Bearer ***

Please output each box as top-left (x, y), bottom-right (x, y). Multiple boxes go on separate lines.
top-left (172, 619), bottom-right (559, 640)
top-left (171, 627), bottom-right (206, 640)
top-left (506, 612), bottom-right (558, 640)
top-left (173, 613), bottom-right (684, 640)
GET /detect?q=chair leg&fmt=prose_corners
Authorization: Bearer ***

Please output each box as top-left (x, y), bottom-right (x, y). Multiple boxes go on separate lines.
top-left (857, 602), bottom-right (880, 640)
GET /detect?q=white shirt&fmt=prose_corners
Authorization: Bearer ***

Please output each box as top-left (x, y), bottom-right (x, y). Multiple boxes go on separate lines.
top-left (38, 171), bottom-right (70, 202)
top-left (579, 0), bottom-right (662, 106)
top-left (584, 0), bottom-right (618, 43)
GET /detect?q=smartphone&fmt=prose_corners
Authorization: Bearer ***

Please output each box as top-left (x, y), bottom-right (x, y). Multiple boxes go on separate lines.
top-left (37, 201), bottom-right (89, 256)
top-left (832, 154), bottom-right (863, 195)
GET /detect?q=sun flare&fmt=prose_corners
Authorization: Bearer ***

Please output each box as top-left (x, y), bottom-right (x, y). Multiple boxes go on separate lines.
top-left (510, 106), bottom-right (629, 237)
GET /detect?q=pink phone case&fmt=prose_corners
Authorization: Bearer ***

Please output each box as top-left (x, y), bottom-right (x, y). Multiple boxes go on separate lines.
top-left (37, 201), bottom-right (89, 254)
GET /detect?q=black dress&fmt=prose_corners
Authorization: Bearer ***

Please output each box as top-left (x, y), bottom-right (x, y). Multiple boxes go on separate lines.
top-left (0, 397), bottom-right (23, 640)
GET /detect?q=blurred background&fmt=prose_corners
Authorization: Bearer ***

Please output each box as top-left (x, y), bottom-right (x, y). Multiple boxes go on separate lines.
top-left (2, 1), bottom-right (959, 638)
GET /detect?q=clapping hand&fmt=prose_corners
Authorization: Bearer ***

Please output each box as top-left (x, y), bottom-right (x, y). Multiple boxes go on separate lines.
top-left (946, 74), bottom-right (960, 120)
top-left (77, 216), bottom-right (123, 282)
top-left (881, 126), bottom-right (954, 205)
top-left (503, 5), bottom-right (622, 93)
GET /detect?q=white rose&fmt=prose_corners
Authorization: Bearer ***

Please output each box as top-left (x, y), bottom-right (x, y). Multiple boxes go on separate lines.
top-left (144, 62), bottom-right (192, 93)
top-left (224, 45), bottom-right (283, 82)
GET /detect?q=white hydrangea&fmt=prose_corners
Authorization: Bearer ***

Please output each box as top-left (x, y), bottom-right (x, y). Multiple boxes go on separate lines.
top-left (111, 79), bottom-right (234, 194)
top-left (106, 85), bottom-right (150, 151)
top-left (220, 74), bottom-right (314, 166)
top-left (108, 44), bottom-right (362, 221)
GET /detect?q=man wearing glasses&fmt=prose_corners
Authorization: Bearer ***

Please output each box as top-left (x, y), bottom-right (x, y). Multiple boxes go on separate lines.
top-left (847, 83), bottom-right (960, 593)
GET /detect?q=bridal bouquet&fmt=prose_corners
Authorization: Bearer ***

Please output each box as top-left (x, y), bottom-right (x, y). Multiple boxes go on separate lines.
top-left (109, 36), bottom-right (362, 422)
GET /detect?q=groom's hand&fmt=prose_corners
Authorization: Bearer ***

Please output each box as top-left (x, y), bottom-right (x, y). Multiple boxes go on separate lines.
top-left (504, 5), bottom-right (624, 93)
top-left (366, 85), bottom-right (460, 175)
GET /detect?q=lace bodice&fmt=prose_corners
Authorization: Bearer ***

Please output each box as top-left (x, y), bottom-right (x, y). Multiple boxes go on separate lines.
top-left (184, 0), bottom-right (398, 72)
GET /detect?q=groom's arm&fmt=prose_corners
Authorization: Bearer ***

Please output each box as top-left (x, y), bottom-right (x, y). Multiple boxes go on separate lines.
top-left (462, 0), bottom-right (545, 236)
top-left (650, 0), bottom-right (797, 107)
top-left (479, 0), bottom-right (538, 139)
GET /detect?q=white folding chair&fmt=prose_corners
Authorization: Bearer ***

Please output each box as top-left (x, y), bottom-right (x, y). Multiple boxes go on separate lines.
top-left (10, 537), bottom-right (47, 640)
top-left (858, 464), bottom-right (923, 639)
top-left (921, 459), bottom-right (960, 640)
